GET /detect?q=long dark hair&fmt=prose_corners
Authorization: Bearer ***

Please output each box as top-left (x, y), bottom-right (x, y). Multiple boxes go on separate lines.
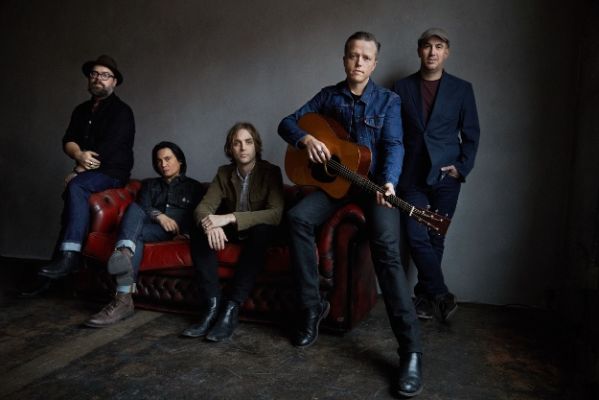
top-left (223, 122), bottom-right (263, 162)
top-left (151, 141), bottom-right (187, 175)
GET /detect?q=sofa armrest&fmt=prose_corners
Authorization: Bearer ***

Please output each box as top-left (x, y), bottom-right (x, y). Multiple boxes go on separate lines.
top-left (88, 180), bottom-right (142, 234)
top-left (317, 203), bottom-right (366, 278)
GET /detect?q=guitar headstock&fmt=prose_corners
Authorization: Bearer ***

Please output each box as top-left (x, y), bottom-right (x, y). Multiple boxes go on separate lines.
top-left (412, 208), bottom-right (451, 236)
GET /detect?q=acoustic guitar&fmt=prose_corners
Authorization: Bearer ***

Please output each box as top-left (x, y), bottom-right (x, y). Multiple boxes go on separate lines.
top-left (284, 113), bottom-right (451, 235)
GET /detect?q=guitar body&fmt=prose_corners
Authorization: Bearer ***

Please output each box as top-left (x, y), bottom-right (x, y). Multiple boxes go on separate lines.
top-left (284, 113), bottom-right (451, 235)
top-left (285, 113), bottom-right (372, 199)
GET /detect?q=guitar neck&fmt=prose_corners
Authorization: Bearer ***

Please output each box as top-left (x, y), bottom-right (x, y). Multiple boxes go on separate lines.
top-left (326, 159), bottom-right (414, 213)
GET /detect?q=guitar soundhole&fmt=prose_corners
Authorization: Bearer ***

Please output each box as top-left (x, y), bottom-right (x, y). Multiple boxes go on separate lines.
top-left (310, 155), bottom-right (340, 183)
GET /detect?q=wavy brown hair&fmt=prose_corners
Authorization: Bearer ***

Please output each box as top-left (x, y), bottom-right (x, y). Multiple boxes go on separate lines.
top-left (224, 122), bottom-right (263, 162)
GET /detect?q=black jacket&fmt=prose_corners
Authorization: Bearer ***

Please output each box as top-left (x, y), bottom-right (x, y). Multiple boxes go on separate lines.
top-left (138, 175), bottom-right (205, 235)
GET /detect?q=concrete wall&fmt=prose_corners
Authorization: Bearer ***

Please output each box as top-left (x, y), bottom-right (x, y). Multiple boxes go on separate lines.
top-left (0, 0), bottom-right (581, 306)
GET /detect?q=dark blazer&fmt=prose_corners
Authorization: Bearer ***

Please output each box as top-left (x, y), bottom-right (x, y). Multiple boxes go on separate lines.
top-left (392, 71), bottom-right (479, 188)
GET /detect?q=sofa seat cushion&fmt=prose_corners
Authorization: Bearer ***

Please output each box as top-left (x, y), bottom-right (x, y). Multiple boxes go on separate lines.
top-left (84, 232), bottom-right (295, 276)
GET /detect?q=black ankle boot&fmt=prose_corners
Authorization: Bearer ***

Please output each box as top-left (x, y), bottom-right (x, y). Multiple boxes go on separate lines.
top-left (181, 297), bottom-right (220, 338)
top-left (206, 300), bottom-right (240, 342)
top-left (38, 251), bottom-right (80, 279)
top-left (396, 352), bottom-right (423, 398)
top-left (293, 299), bottom-right (330, 347)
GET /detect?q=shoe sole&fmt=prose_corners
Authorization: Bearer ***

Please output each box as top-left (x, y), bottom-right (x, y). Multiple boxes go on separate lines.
top-left (433, 303), bottom-right (458, 323)
top-left (295, 301), bottom-right (330, 348)
top-left (18, 281), bottom-right (52, 298)
top-left (38, 271), bottom-right (69, 279)
top-left (397, 385), bottom-right (423, 398)
top-left (443, 303), bottom-right (458, 322)
top-left (180, 331), bottom-right (207, 338)
top-left (416, 312), bottom-right (433, 320)
top-left (205, 332), bottom-right (233, 342)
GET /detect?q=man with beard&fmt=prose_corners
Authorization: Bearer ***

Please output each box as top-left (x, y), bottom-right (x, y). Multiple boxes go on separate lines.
top-left (21, 55), bottom-right (135, 296)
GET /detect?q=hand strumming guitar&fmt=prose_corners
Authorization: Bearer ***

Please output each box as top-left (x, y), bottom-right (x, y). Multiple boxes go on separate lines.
top-left (300, 134), bottom-right (331, 164)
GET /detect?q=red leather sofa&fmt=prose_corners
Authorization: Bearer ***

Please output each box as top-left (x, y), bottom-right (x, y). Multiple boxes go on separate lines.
top-left (78, 180), bottom-right (378, 332)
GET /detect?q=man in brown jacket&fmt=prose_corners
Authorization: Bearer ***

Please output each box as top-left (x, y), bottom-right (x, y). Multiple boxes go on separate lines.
top-left (181, 122), bottom-right (284, 342)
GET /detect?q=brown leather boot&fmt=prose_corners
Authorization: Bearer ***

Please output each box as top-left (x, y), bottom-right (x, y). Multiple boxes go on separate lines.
top-left (85, 292), bottom-right (134, 328)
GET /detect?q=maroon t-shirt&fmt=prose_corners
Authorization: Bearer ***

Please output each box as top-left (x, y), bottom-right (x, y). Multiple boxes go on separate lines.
top-left (421, 79), bottom-right (440, 125)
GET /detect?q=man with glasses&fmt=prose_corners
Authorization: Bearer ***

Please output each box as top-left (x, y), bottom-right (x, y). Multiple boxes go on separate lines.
top-left (21, 55), bottom-right (135, 296)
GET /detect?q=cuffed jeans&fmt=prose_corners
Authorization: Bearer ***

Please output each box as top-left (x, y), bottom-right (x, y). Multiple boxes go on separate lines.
top-left (60, 171), bottom-right (123, 252)
top-left (401, 175), bottom-right (461, 297)
top-left (286, 190), bottom-right (422, 353)
top-left (113, 202), bottom-right (174, 286)
top-left (190, 224), bottom-right (277, 305)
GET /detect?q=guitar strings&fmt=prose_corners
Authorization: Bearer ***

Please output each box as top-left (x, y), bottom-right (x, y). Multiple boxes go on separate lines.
top-left (325, 158), bottom-right (430, 219)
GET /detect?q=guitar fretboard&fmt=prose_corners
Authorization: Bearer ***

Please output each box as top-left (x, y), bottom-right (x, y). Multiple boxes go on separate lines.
top-left (325, 158), bottom-right (429, 220)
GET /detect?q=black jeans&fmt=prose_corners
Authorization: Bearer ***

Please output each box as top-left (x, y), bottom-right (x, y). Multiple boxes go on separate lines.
top-left (401, 176), bottom-right (461, 297)
top-left (286, 190), bottom-right (422, 353)
top-left (190, 224), bottom-right (277, 304)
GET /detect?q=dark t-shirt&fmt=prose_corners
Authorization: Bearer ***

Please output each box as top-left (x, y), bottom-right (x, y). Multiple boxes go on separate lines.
top-left (421, 78), bottom-right (440, 125)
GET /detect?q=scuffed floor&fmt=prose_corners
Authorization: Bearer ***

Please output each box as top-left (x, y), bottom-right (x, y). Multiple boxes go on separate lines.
top-left (0, 259), bottom-right (572, 399)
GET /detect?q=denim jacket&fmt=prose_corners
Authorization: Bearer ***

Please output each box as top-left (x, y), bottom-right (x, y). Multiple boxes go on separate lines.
top-left (138, 175), bottom-right (205, 234)
top-left (278, 79), bottom-right (404, 186)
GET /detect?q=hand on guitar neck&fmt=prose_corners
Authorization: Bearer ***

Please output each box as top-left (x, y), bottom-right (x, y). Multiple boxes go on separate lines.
top-left (300, 135), bottom-right (331, 164)
top-left (376, 183), bottom-right (395, 209)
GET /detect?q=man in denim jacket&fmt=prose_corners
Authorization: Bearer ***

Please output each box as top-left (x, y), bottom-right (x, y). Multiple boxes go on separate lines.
top-left (85, 141), bottom-right (204, 327)
top-left (278, 32), bottom-right (423, 398)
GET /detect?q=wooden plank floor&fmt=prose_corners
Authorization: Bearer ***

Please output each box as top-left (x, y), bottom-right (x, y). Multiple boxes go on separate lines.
top-left (0, 258), bottom-right (575, 399)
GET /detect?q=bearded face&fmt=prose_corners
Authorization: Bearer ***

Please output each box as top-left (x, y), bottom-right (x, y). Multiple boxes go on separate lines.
top-left (87, 66), bottom-right (117, 98)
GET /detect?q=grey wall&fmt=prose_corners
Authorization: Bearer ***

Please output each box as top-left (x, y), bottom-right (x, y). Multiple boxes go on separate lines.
top-left (561, 0), bottom-right (599, 391)
top-left (0, 0), bottom-right (582, 306)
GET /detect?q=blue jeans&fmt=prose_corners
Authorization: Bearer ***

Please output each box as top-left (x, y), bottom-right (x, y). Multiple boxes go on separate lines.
top-left (60, 172), bottom-right (123, 252)
top-left (114, 202), bottom-right (174, 284)
top-left (401, 176), bottom-right (462, 297)
top-left (287, 190), bottom-right (421, 353)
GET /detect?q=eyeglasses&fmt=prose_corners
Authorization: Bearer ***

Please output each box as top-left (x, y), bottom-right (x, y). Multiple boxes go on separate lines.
top-left (89, 71), bottom-right (115, 81)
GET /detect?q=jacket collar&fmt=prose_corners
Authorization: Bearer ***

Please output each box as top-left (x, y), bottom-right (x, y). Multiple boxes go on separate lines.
top-left (336, 79), bottom-right (376, 103)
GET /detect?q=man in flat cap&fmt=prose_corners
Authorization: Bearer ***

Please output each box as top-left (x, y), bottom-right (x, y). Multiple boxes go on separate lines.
top-left (21, 55), bottom-right (135, 296)
top-left (392, 28), bottom-right (480, 322)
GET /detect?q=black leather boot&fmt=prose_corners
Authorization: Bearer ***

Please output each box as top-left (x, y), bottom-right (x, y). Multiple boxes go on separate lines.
top-left (206, 300), bottom-right (240, 342)
top-left (396, 352), bottom-right (423, 398)
top-left (293, 299), bottom-right (330, 347)
top-left (181, 297), bottom-right (220, 338)
top-left (38, 251), bottom-right (80, 279)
